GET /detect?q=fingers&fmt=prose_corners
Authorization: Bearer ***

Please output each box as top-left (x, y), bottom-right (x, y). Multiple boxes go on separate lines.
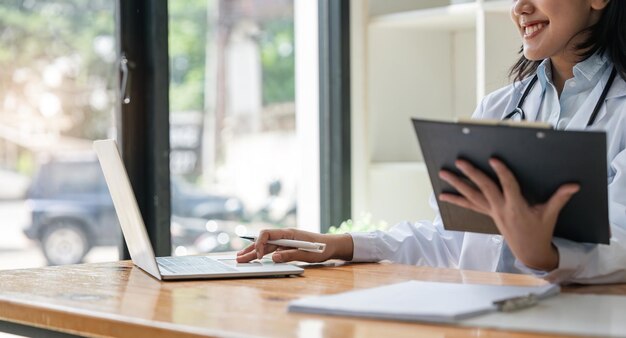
top-left (439, 170), bottom-right (486, 205)
top-left (255, 230), bottom-right (272, 259)
top-left (238, 242), bottom-right (256, 255)
top-left (237, 228), bottom-right (328, 263)
top-left (272, 249), bottom-right (324, 263)
top-left (236, 250), bottom-right (259, 263)
top-left (439, 169), bottom-right (489, 211)
top-left (255, 229), bottom-right (296, 259)
top-left (544, 183), bottom-right (580, 222)
top-left (489, 158), bottom-right (522, 201)
top-left (236, 243), bottom-right (257, 263)
top-left (439, 193), bottom-right (488, 215)
top-left (238, 248), bottom-right (321, 264)
top-left (455, 160), bottom-right (503, 206)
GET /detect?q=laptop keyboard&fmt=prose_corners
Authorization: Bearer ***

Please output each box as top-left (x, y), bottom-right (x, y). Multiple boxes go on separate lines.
top-left (157, 256), bottom-right (238, 274)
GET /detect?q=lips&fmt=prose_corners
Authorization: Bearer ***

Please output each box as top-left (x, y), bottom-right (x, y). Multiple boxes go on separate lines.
top-left (521, 21), bottom-right (549, 38)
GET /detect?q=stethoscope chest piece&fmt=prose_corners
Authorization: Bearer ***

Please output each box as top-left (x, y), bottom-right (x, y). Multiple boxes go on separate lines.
top-left (503, 107), bottom-right (526, 121)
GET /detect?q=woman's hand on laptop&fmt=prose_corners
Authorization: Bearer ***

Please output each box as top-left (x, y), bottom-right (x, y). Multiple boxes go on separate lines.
top-left (236, 229), bottom-right (354, 263)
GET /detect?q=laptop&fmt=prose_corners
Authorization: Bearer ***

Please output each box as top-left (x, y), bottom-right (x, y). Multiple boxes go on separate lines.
top-left (93, 139), bottom-right (304, 280)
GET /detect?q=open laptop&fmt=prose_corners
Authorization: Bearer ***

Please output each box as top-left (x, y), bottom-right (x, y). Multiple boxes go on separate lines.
top-left (93, 139), bottom-right (304, 280)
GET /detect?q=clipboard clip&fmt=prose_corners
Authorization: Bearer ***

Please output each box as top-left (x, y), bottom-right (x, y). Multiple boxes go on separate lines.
top-left (493, 293), bottom-right (539, 312)
top-left (456, 117), bottom-right (553, 129)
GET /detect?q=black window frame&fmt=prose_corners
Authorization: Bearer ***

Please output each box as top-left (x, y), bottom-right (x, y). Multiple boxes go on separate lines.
top-left (319, 0), bottom-right (351, 233)
top-left (117, 0), bottom-right (171, 258)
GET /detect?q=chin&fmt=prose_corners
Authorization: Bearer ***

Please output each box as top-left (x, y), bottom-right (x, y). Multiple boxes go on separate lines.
top-left (522, 49), bottom-right (546, 62)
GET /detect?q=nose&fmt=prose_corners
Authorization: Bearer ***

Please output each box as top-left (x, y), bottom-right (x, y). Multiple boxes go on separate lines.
top-left (512, 0), bottom-right (533, 16)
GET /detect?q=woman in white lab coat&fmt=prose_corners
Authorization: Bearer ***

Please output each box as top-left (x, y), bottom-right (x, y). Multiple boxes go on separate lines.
top-left (237, 0), bottom-right (626, 285)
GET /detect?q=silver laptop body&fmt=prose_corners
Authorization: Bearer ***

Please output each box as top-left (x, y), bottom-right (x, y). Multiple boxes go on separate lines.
top-left (93, 139), bottom-right (303, 280)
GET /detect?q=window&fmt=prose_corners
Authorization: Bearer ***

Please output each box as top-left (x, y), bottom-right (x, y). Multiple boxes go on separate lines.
top-left (0, 0), bottom-right (119, 268)
top-left (168, 0), bottom-right (301, 255)
top-left (1, 0), bottom-right (325, 266)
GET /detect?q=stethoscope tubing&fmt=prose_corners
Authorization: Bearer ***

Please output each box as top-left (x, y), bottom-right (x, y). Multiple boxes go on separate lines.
top-left (503, 67), bottom-right (617, 127)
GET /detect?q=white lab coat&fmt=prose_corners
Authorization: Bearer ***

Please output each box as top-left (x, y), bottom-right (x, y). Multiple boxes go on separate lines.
top-left (351, 59), bottom-right (626, 284)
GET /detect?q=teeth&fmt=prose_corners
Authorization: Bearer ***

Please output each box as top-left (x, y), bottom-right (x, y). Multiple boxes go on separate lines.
top-left (524, 23), bottom-right (546, 36)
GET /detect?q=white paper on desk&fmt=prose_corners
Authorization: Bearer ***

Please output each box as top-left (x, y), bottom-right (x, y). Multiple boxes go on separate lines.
top-left (462, 293), bottom-right (626, 337)
top-left (288, 280), bottom-right (559, 324)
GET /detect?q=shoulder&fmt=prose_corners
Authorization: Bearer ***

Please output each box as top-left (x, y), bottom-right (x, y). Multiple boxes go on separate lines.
top-left (472, 77), bottom-right (534, 119)
top-left (484, 77), bottom-right (535, 104)
top-left (601, 74), bottom-right (626, 159)
top-left (606, 74), bottom-right (626, 120)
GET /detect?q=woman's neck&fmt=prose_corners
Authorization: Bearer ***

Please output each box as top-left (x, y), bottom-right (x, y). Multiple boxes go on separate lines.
top-left (550, 50), bottom-right (580, 97)
top-left (550, 56), bottom-right (576, 96)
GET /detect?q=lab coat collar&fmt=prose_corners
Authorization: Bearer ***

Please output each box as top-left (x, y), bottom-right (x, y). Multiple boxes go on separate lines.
top-left (589, 74), bottom-right (626, 127)
top-left (538, 53), bottom-right (607, 86)
top-left (536, 58), bottom-right (552, 91)
top-left (566, 69), bottom-right (626, 130)
top-left (607, 73), bottom-right (626, 100)
top-left (573, 52), bottom-right (608, 82)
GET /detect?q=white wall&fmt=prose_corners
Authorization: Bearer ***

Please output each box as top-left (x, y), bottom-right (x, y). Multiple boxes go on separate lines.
top-left (352, 0), bottom-right (519, 227)
top-left (368, 0), bottom-right (447, 16)
top-left (368, 27), bottom-right (454, 163)
top-left (294, 0), bottom-right (320, 233)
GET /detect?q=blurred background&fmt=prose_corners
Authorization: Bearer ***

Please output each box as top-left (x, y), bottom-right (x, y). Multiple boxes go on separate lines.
top-left (0, 0), bottom-right (297, 269)
top-left (0, 0), bottom-right (519, 270)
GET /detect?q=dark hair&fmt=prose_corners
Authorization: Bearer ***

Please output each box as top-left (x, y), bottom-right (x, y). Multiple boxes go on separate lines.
top-left (509, 1), bottom-right (626, 82)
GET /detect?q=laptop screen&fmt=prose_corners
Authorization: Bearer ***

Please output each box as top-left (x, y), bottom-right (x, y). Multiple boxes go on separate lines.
top-left (93, 139), bottom-right (162, 280)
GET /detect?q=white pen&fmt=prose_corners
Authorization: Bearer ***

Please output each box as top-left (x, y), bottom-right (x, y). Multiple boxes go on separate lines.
top-left (240, 235), bottom-right (326, 253)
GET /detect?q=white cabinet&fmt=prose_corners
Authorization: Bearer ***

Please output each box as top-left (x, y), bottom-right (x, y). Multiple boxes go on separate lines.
top-left (351, 0), bottom-right (520, 226)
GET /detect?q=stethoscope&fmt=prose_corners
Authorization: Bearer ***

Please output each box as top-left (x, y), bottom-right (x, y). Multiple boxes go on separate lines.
top-left (503, 67), bottom-right (617, 127)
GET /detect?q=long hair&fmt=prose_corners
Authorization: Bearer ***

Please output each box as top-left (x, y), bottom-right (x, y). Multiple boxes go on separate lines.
top-left (509, 1), bottom-right (626, 82)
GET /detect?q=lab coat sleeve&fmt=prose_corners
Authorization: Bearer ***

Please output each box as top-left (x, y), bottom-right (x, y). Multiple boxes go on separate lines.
top-left (350, 223), bottom-right (464, 267)
top-left (349, 97), bottom-right (490, 267)
top-left (350, 199), bottom-right (465, 267)
top-left (516, 147), bottom-right (626, 284)
top-left (470, 84), bottom-right (506, 120)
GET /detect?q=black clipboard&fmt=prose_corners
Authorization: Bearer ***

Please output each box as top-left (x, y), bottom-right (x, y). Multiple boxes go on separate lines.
top-left (412, 118), bottom-right (610, 244)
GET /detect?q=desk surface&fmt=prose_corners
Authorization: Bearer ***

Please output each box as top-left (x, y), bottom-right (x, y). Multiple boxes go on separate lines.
top-left (0, 261), bottom-right (624, 338)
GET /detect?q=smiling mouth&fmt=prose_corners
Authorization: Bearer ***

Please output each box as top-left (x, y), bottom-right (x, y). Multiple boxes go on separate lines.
top-left (523, 22), bottom-right (548, 38)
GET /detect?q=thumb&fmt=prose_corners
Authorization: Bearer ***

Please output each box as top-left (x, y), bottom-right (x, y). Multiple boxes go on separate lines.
top-left (272, 249), bottom-right (323, 263)
top-left (544, 183), bottom-right (580, 221)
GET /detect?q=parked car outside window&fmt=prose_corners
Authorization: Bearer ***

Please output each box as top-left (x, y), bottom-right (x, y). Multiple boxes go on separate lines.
top-left (23, 154), bottom-right (246, 265)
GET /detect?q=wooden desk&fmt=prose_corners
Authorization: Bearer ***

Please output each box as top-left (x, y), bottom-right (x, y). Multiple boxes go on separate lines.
top-left (0, 261), bottom-right (623, 338)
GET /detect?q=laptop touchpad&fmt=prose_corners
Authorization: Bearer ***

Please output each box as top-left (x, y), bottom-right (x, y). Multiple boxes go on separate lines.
top-left (217, 258), bottom-right (274, 267)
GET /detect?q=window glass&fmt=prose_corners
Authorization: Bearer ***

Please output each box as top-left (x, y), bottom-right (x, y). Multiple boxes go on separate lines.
top-left (168, 0), bottom-right (297, 255)
top-left (0, 0), bottom-right (119, 269)
top-left (32, 160), bottom-right (105, 197)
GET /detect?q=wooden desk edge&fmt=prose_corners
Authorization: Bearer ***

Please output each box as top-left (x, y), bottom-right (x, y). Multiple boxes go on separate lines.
top-left (0, 296), bottom-right (241, 338)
